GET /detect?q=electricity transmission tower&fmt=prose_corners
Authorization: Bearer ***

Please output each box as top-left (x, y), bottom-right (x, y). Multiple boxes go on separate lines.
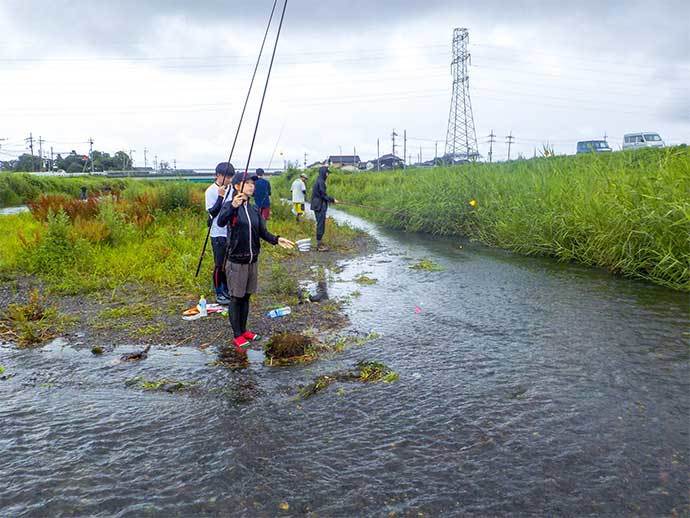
top-left (444, 28), bottom-right (478, 162)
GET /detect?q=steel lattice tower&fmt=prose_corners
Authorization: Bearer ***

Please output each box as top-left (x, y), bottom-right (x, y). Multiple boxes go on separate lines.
top-left (444, 28), bottom-right (478, 161)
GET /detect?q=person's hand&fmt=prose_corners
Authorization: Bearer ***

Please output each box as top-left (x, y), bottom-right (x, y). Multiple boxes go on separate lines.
top-left (232, 193), bottom-right (247, 208)
top-left (218, 185), bottom-right (227, 197)
top-left (278, 237), bottom-right (295, 249)
top-left (333, 199), bottom-right (339, 204)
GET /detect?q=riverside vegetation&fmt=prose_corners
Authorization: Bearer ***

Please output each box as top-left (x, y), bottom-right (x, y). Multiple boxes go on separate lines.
top-left (0, 177), bottom-right (365, 346)
top-left (274, 147), bottom-right (689, 291)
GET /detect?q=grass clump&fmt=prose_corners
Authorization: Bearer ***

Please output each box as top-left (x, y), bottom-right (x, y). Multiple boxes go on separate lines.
top-left (0, 289), bottom-right (74, 347)
top-left (299, 360), bottom-right (399, 398)
top-left (264, 332), bottom-right (317, 365)
top-left (354, 274), bottom-right (377, 285)
top-left (126, 377), bottom-right (196, 392)
top-left (409, 258), bottom-right (443, 271)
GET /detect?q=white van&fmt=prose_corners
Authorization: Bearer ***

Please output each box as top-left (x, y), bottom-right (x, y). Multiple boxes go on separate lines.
top-left (623, 132), bottom-right (664, 150)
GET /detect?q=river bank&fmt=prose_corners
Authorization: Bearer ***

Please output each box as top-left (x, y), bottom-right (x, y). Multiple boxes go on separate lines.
top-left (0, 181), bottom-right (375, 353)
top-left (274, 146), bottom-right (690, 291)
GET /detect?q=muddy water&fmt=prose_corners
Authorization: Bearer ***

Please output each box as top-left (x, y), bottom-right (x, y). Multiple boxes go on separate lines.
top-left (1, 209), bottom-right (688, 516)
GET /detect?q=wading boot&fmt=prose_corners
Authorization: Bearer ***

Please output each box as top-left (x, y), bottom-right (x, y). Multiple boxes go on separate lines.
top-left (316, 241), bottom-right (330, 252)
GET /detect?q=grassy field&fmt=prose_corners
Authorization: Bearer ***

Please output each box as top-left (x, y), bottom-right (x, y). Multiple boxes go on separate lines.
top-left (273, 147), bottom-right (689, 291)
top-left (0, 180), bottom-right (361, 297)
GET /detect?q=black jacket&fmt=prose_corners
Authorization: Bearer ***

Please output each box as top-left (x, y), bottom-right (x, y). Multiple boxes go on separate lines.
top-left (310, 166), bottom-right (334, 212)
top-left (217, 199), bottom-right (279, 264)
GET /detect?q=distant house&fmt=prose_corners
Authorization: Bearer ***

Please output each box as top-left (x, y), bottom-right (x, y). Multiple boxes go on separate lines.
top-left (307, 161), bottom-right (325, 169)
top-left (328, 155), bottom-right (361, 168)
top-left (369, 154), bottom-right (404, 170)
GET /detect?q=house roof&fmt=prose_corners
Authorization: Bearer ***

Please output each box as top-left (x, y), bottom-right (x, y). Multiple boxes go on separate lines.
top-left (328, 155), bottom-right (361, 163)
top-left (375, 154), bottom-right (403, 161)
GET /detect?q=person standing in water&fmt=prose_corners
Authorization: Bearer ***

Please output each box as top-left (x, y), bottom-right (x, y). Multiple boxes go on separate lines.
top-left (217, 171), bottom-right (295, 354)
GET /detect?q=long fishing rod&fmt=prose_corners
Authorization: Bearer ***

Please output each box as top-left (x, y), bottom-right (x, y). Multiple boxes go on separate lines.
top-left (194, 0), bottom-right (279, 278)
top-left (237, 0), bottom-right (289, 197)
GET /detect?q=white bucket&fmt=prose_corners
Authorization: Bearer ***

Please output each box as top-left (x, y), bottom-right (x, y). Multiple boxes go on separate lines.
top-left (296, 238), bottom-right (311, 252)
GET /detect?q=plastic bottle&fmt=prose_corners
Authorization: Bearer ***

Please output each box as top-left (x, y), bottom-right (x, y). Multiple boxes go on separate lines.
top-left (266, 306), bottom-right (291, 318)
top-left (198, 296), bottom-right (207, 317)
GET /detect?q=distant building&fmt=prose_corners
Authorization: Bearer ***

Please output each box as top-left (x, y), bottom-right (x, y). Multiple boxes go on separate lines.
top-left (369, 154), bottom-right (404, 170)
top-left (306, 161), bottom-right (325, 169)
top-left (328, 155), bottom-right (361, 168)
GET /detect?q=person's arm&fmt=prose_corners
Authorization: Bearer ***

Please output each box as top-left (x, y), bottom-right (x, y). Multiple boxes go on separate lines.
top-left (216, 196), bottom-right (238, 227)
top-left (206, 185), bottom-right (226, 217)
top-left (257, 213), bottom-right (279, 245)
top-left (319, 180), bottom-right (335, 203)
top-left (267, 181), bottom-right (272, 197)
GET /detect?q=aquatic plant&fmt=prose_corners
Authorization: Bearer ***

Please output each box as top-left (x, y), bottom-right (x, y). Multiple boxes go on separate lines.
top-left (409, 258), bottom-right (443, 271)
top-left (354, 274), bottom-right (377, 285)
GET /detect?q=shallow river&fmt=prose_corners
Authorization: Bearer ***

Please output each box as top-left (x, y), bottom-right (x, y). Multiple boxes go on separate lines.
top-left (1, 209), bottom-right (688, 516)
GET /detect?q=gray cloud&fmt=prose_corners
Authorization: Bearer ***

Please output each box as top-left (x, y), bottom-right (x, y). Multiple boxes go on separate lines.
top-left (4, 0), bottom-right (689, 63)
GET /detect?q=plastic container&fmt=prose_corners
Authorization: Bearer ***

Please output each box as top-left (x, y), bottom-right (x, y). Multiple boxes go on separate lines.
top-left (198, 296), bottom-right (207, 317)
top-left (296, 238), bottom-right (311, 252)
top-left (266, 306), bottom-right (292, 318)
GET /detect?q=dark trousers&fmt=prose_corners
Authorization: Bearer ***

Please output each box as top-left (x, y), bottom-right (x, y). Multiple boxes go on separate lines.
top-left (211, 236), bottom-right (228, 296)
top-left (315, 208), bottom-right (327, 242)
top-left (229, 294), bottom-right (251, 338)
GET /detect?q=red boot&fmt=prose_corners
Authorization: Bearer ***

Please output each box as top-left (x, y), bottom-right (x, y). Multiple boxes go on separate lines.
top-left (233, 335), bottom-right (249, 354)
top-left (243, 331), bottom-right (261, 342)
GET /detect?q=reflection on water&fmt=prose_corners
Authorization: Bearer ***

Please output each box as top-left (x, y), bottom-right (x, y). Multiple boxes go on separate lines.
top-left (1, 208), bottom-right (688, 516)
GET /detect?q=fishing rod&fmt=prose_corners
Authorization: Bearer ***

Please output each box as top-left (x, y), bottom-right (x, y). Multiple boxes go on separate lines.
top-left (236, 0), bottom-right (289, 198)
top-left (194, 0), bottom-right (279, 278)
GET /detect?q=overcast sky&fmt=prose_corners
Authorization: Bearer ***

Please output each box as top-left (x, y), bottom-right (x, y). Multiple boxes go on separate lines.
top-left (1, 0), bottom-right (688, 169)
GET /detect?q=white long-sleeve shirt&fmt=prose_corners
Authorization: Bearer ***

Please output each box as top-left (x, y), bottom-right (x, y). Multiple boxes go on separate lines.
top-left (291, 178), bottom-right (306, 203)
top-left (205, 183), bottom-right (227, 238)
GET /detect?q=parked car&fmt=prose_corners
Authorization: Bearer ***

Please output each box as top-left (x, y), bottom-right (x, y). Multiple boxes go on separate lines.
top-left (576, 140), bottom-right (612, 154)
top-left (623, 132), bottom-right (664, 150)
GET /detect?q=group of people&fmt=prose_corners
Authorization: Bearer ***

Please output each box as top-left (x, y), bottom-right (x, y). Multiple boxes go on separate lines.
top-left (204, 163), bottom-right (337, 354)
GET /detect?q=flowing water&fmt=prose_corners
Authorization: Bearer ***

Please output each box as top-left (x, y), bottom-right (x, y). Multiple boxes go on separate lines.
top-left (1, 209), bottom-right (688, 517)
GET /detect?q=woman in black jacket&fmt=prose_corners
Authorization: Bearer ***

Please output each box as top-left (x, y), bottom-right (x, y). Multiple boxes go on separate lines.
top-left (217, 171), bottom-right (295, 353)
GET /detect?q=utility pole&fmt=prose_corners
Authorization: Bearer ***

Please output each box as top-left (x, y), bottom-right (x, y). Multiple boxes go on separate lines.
top-left (403, 130), bottom-right (407, 167)
top-left (435, 141), bottom-right (439, 160)
top-left (128, 149), bottom-right (135, 169)
top-left (603, 131), bottom-right (608, 143)
top-left (143, 147), bottom-right (148, 169)
top-left (173, 159), bottom-right (177, 171)
top-left (154, 155), bottom-right (158, 173)
top-left (377, 138), bottom-right (380, 171)
top-left (445, 28), bottom-right (478, 161)
top-left (487, 130), bottom-right (496, 163)
top-left (37, 136), bottom-right (46, 171)
top-left (391, 128), bottom-right (398, 156)
top-left (303, 152), bottom-right (307, 169)
top-left (419, 146), bottom-right (422, 165)
top-left (50, 146), bottom-right (54, 172)
top-left (506, 131), bottom-right (515, 161)
top-left (88, 137), bottom-right (94, 173)
top-left (25, 133), bottom-right (35, 171)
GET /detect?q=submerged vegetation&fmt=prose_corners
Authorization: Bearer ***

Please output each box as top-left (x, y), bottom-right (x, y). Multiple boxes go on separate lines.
top-left (275, 147), bottom-right (690, 291)
top-left (299, 360), bottom-right (399, 398)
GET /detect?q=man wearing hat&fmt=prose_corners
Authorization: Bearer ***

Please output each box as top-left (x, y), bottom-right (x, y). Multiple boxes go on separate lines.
top-left (205, 162), bottom-right (234, 305)
top-left (253, 168), bottom-right (272, 220)
top-left (290, 172), bottom-right (308, 222)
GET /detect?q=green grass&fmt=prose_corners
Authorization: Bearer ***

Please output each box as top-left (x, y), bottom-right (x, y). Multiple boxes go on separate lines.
top-left (273, 147), bottom-right (690, 291)
top-left (0, 178), bottom-right (363, 298)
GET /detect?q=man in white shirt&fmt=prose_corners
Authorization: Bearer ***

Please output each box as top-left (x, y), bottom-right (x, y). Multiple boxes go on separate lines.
top-left (205, 162), bottom-right (234, 304)
top-left (291, 173), bottom-right (308, 222)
